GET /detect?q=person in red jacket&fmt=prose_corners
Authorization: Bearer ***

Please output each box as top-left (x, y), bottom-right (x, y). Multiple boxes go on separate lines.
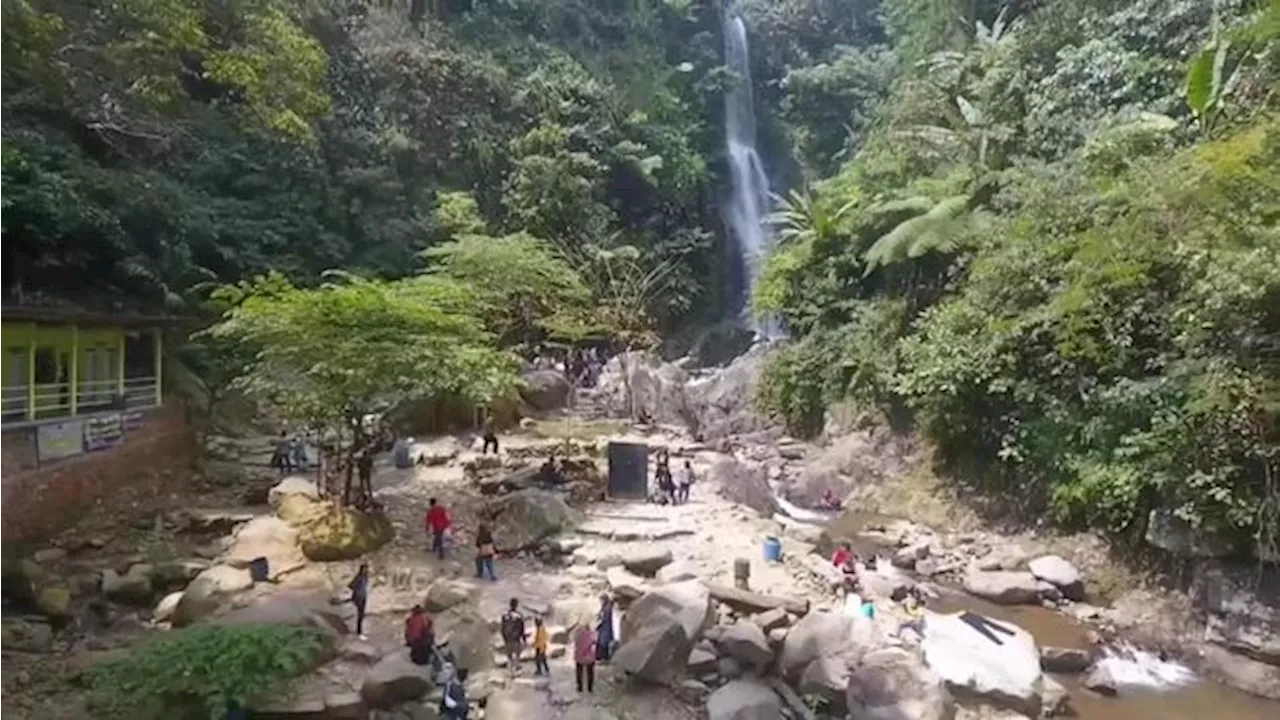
top-left (426, 497), bottom-right (451, 559)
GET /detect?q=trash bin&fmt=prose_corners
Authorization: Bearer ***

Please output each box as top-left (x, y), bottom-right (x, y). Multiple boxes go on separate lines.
top-left (763, 536), bottom-right (783, 563)
top-left (248, 556), bottom-right (270, 583)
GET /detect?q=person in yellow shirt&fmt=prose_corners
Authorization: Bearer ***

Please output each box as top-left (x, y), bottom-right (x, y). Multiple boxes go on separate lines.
top-left (533, 617), bottom-right (550, 676)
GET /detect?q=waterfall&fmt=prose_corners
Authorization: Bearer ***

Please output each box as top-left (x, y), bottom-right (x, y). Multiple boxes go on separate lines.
top-left (723, 12), bottom-right (778, 338)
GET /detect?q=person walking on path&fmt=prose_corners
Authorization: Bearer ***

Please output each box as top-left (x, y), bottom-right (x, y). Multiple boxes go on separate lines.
top-left (573, 623), bottom-right (596, 693)
top-left (499, 598), bottom-right (526, 675)
top-left (426, 498), bottom-right (451, 560)
top-left (271, 431), bottom-right (293, 475)
top-left (348, 563), bottom-right (370, 640)
top-left (677, 460), bottom-right (695, 504)
top-left (595, 593), bottom-right (615, 662)
top-left (475, 523), bottom-right (498, 581)
top-left (481, 415), bottom-right (499, 455)
top-left (532, 617), bottom-right (550, 676)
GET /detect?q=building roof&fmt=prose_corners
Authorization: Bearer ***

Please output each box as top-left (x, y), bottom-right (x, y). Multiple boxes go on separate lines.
top-left (1, 305), bottom-right (180, 327)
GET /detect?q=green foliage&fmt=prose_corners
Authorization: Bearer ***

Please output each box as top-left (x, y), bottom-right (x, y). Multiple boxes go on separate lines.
top-left (205, 271), bottom-right (518, 432)
top-left (87, 624), bottom-right (327, 720)
top-left (421, 232), bottom-right (591, 347)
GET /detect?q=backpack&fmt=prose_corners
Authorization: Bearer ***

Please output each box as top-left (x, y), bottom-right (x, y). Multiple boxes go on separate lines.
top-left (500, 611), bottom-right (524, 643)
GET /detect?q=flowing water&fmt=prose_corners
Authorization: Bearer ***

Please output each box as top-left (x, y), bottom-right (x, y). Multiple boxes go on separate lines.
top-left (722, 11), bottom-right (778, 337)
top-left (780, 503), bottom-right (1280, 719)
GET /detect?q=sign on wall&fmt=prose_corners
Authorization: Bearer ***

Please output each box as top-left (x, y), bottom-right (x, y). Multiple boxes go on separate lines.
top-left (84, 413), bottom-right (124, 452)
top-left (37, 420), bottom-right (85, 463)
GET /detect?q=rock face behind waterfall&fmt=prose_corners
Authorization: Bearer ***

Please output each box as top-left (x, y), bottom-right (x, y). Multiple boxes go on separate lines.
top-left (596, 344), bottom-right (774, 439)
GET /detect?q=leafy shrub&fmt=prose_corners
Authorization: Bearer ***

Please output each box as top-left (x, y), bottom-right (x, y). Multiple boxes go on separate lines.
top-left (87, 624), bottom-right (329, 720)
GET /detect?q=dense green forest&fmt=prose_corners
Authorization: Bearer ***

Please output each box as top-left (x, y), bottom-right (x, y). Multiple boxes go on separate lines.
top-left (3, 1), bottom-right (1277, 552)
top-left (750, 0), bottom-right (1279, 557)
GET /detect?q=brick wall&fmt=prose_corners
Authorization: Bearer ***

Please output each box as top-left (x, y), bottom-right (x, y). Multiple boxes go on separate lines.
top-left (1, 401), bottom-right (196, 543)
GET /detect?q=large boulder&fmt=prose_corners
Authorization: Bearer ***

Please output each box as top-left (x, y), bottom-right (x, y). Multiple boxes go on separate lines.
top-left (1198, 563), bottom-right (1280, 666)
top-left (710, 457), bottom-right (779, 517)
top-left (715, 622), bottom-right (774, 672)
top-left (101, 566), bottom-right (154, 605)
top-left (436, 608), bottom-right (494, 674)
top-left (706, 678), bottom-right (782, 720)
top-left (268, 476), bottom-right (323, 524)
top-left (1145, 508), bottom-right (1237, 558)
top-left (684, 344), bottom-right (771, 440)
top-left (921, 611), bottom-right (1044, 716)
top-left (1200, 644), bottom-right (1280, 700)
top-left (1, 618), bottom-right (55, 653)
top-left (423, 579), bottom-right (478, 613)
top-left (213, 591), bottom-right (349, 642)
top-left (596, 351), bottom-right (691, 425)
top-left (482, 490), bottom-right (573, 552)
top-left (962, 570), bottom-right (1045, 605)
top-left (360, 649), bottom-right (434, 708)
top-left (614, 580), bottom-right (715, 684)
top-left (622, 548), bottom-right (674, 577)
top-left (296, 504), bottom-right (394, 562)
top-left (223, 516), bottom-right (308, 580)
top-left (172, 564), bottom-right (254, 627)
top-left (778, 611), bottom-right (855, 681)
top-left (519, 370), bottom-right (573, 412)
top-left (847, 647), bottom-right (955, 720)
top-left (781, 429), bottom-right (917, 509)
top-left (1027, 555), bottom-right (1085, 601)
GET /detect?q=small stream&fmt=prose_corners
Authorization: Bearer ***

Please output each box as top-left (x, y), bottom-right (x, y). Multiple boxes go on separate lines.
top-left (774, 496), bottom-right (1280, 719)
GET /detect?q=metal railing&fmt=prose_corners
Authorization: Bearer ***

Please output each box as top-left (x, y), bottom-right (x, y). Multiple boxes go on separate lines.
top-left (0, 376), bottom-right (159, 427)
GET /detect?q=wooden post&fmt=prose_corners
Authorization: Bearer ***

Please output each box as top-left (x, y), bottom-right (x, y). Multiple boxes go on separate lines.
top-left (25, 326), bottom-right (36, 421)
top-left (152, 328), bottom-right (162, 406)
top-left (69, 324), bottom-right (79, 416)
top-left (116, 332), bottom-right (126, 403)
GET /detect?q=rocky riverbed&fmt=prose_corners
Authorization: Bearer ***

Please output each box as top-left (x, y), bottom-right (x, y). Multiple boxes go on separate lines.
top-left (3, 347), bottom-right (1278, 720)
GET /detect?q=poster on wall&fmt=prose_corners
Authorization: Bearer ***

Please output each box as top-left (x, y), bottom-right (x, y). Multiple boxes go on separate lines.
top-left (84, 413), bottom-right (124, 452)
top-left (37, 420), bottom-right (85, 462)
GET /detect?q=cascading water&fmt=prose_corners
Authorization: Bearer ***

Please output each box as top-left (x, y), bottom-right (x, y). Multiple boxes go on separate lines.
top-left (723, 11), bottom-right (778, 338)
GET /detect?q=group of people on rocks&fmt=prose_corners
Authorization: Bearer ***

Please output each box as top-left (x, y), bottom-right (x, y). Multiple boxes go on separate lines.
top-left (528, 345), bottom-right (609, 388)
top-left (344, 584), bottom-right (620, 719)
top-left (829, 541), bottom-right (928, 635)
top-left (651, 448), bottom-right (696, 505)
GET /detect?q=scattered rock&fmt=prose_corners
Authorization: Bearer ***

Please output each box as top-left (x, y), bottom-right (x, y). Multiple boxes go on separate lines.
top-left (717, 655), bottom-right (743, 679)
top-left (656, 561), bottom-right (700, 584)
top-left (606, 566), bottom-right (651, 600)
top-left (677, 678), bottom-right (711, 703)
top-left (716, 622), bottom-right (774, 672)
top-left (361, 650), bottom-right (434, 708)
top-left (423, 579), bottom-right (478, 613)
top-left (922, 611), bottom-right (1044, 716)
top-left (172, 564), bottom-right (254, 627)
top-left (622, 548), bottom-right (674, 577)
top-left (213, 592), bottom-right (349, 641)
top-left (892, 542), bottom-right (932, 570)
top-left (222, 516), bottom-right (308, 580)
top-left (268, 476), bottom-right (323, 523)
top-left (710, 457), bottom-right (779, 517)
top-left (1040, 646), bottom-right (1092, 674)
top-left (1027, 555), bottom-right (1085, 601)
top-left (35, 585), bottom-right (73, 620)
top-left (339, 637), bottom-right (382, 664)
top-left (799, 655), bottom-right (850, 708)
top-left (962, 570), bottom-right (1045, 605)
top-left (33, 548), bottom-right (68, 564)
top-left (706, 677), bottom-right (782, 720)
top-left (153, 591), bottom-right (183, 623)
top-left (1041, 675), bottom-right (1071, 717)
top-left (101, 567), bottom-right (153, 605)
top-left (752, 608), bottom-right (790, 633)
top-left (296, 504), bottom-right (395, 562)
top-left (1200, 643), bottom-right (1280, 700)
top-left (688, 647), bottom-right (718, 674)
top-left (1082, 663), bottom-right (1119, 697)
top-left (181, 508), bottom-right (259, 534)
top-left (779, 611), bottom-right (854, 681)
top-left (1, 619), bottom-right (55, 653)
top-left (847, 647), bottom-right (954, 720)
top-left (150, 559), bottom-right (212, 589)
top-left (614, 580), bottom-right (715, 685)
top-left (482, 490), bottom-right (573, 552)
top-left (1145, 509), bottom-right (1237, 558)
top-left (519, 370), bottom-right (573, 411)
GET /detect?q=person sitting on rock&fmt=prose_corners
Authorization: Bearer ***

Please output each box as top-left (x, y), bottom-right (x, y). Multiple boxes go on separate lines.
top-left (405, 605), bottom-right (438, 668)
top-left (538, 456), bottom-right (564, 487)
top-left (819, 488), bottom-right (843, 511)
top-left (440, 666), bottom-right (470, 719)
top-left (481, 414), bottom-right (499, 454)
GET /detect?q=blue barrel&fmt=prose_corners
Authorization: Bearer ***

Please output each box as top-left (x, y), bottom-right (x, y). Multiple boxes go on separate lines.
top-left (763, 536), bottom-right (782, 563)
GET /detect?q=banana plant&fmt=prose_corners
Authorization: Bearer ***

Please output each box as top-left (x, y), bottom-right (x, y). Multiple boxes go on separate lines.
top-left (1185, 0), bottom-right (1278, 136)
